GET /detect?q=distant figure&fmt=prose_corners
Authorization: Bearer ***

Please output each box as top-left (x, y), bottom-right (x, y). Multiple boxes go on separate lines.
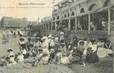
top-left (90, 22), bottom-right (96, 31)
top-left (77, 23), bottom-right (82, 30)
top-left (59, 31), bottom-right (65, 43)
top-left (101, 21), bottom-right (106, 30)
top-left (104, 40), bottom-right (112, 49)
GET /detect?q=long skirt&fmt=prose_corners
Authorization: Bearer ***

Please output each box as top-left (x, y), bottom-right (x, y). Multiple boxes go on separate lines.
top-left (86, 52), bottom-right (99, 63)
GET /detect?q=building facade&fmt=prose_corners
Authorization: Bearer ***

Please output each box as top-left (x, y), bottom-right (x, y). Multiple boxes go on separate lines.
top-left (52, 0), bottom-right (114, 38)
top-left (41, 16), bottom-right (52, 33)
top-left (0, 17), bottom-right (29, 29)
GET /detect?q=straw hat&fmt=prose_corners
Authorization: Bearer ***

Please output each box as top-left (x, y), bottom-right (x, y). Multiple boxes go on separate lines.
top-left (7, 48), bottom-right (13, 52)
top-left (48, 34), bottom-right (54, 39)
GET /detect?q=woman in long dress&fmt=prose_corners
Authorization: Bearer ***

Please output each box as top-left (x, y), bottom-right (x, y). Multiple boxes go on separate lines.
top-left (86, 41), bottom-right (99, 63)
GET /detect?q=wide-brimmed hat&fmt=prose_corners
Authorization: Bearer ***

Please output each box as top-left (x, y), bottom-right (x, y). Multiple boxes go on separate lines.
top-left (7, 48), bottom-right (13, 52)
top-left (41, 36), bottom-right (48, 40)
top-left (48, 35), bottom-right (54, 39)
top-left (60, 32), bottom-right (64, 35)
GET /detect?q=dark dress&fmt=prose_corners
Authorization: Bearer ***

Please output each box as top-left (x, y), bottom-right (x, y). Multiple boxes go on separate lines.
top-left (86, 49), bottom-right (99, 63)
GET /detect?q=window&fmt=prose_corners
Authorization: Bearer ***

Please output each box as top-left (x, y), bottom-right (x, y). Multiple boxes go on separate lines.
top-left (71, 12), bottom-right (75, 16)
top-left (111, 7), bottom-right (114, 31)
top-left (62, 19), bottom-right (69, 29)
top-left (80, 8), bottom-right (85, 13)
top-left (57, 16), bottom-right (59, 19)
top-left (53, 17), bottom-right (55, 20)
top-left (64, 14), bottom-right (67, 18)
top-left (77, 15), bottom-right (88, 30)
top-left (90, 10), bottom-right (108, 30)
top-left (68, 13), bottom-right (70, 17)
top-left (52, 22), bottom-right (55, 30)
top-left (70, 18), bottom-right (75, 30)
top-left (111, 7), bottom-right (114, 21)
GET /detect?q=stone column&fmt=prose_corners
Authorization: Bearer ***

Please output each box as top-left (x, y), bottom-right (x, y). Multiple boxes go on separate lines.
top-left (68, 18), bottom-right (71, 31)
top-left (88, 13), bottom-right (91, 34)
top-left (75, 8), bottom-right (77, 32)
top-left (108, 7), bottom-right (111, 35)
top-left (55, 22), bottom-right (57, 30)
top-left (50, 22), bottom-right (53, 31)
top-left (68, 10), bottom-right (71, 31)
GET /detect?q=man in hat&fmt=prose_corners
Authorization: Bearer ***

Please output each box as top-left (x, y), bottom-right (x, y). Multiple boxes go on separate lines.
top-left (7, 55), bottom-right (17, 66)
top-left (48, 35), bottom-right (55, 50)
top-left (34, 38), bottom-right (41, 49)
top-left (7, 48), bottom-right (15, 57)
top-left (59, 31), bottom-right (65, 43)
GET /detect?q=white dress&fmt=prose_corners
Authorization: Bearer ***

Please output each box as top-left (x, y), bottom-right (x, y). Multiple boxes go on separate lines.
top-left (40, 55), bottom-right (50, 64)
top-left (17, 54), bottom-right (24, 62)
top-left (8, 57), bottom-right (17, 66)
top-left (60, 56), bottom-right (70, 64)
top-left (22, 49), bottom-right (27, 55)
top-left (91, 44), bottom-right (97, 52)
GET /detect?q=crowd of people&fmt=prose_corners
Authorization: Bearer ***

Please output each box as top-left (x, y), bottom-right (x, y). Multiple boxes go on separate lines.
top-left (0, 31), bottom-right (113, 67)
top-left (2, 29), bottom-right (25, 44)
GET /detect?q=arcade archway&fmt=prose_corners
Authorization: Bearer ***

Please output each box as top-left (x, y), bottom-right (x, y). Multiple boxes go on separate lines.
top-left (103, 0), bottom-right (111, 7)
top-left (88, 3), bottom-right (97, 11)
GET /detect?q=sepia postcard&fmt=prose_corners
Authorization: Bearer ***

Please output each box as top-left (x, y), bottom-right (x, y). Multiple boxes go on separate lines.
top-left (0, 0), bottom-right (113, 73)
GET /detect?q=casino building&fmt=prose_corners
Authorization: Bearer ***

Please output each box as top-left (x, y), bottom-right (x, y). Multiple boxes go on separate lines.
top-left (51, 0), bottom-right (114, 39)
